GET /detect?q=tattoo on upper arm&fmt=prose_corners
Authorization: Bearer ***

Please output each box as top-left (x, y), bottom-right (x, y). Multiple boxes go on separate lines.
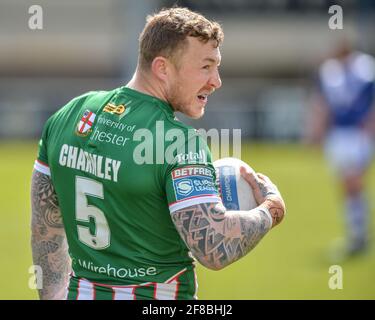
top-left (31, 170), bottom-right (70, 299)
top-left (31, 171), bottom-right (63, 231)
top-left (172, 203), bottom-right (271, 270)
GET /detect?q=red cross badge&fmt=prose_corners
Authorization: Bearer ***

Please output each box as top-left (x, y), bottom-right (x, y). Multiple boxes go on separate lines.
top-left (76, 110), bottom-right (96, 136)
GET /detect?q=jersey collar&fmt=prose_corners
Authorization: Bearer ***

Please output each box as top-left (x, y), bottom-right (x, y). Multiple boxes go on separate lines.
top-left (118, 86), bottom-right (175, 116)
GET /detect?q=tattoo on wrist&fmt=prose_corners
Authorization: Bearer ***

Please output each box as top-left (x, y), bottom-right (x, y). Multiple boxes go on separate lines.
top-left (263, 199), bottom-right (285, 227)
top-left (269, 206), bottom-right (284, 226)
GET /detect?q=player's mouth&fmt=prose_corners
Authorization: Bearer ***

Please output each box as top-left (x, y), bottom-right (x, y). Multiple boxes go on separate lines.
top-left (197, 93), bottom-right (208, 104)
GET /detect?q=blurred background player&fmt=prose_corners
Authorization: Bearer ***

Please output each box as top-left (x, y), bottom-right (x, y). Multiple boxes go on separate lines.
top-left (307, 39), bottom-right (375, 260)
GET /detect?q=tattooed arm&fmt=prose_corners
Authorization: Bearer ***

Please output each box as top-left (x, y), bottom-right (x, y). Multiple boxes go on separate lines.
top-left (31, 169), bottom-right (71, 300)
top-left (171, 168), bottom-right (285, 270)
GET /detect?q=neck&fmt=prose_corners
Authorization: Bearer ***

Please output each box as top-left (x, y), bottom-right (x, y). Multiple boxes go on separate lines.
top-left (126, 67), bottom-right (171, 106)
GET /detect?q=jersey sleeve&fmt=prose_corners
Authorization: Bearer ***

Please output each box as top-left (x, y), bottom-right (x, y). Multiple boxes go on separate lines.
top-left (34, 115), bottom-right (54, 176)
top-left (165, 132), bottom-right (222, 213)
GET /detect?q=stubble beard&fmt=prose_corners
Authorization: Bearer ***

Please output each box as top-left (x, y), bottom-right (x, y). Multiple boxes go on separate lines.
top-left (168, 83), bottom-right (189, 116)
top-left (170, 86), bottom-right (205, 119)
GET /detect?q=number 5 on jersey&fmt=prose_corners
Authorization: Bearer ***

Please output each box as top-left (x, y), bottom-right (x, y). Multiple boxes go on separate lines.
top-left (75, 176), bottom-right (111, 249)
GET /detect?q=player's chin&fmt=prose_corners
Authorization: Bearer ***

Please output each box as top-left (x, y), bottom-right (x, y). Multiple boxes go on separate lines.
top-left (186, 104), bottom-right (205, 119)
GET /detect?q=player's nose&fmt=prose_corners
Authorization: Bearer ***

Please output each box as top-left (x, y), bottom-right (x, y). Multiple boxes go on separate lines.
top-left (209, 69), bottom-right (222, 90)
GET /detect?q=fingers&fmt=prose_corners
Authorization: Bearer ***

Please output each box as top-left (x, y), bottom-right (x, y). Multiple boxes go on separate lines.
top-left (242, 170), bottom-right (286, 227)
top-left (241, 168), bottom-right (273, 194)
top-left (257, 173), bottom-right (272, 185)
top-left (256, 172), bottom-right (280, 197)
top-left (240, 167), bottom-right (284, 208)
top-left (240, 167), bottom-right (265, 193)
top-left (240, 167), bottom-right (258, 192)
top-left (240, 166), bottom-right (255, 184)
top-left (240, 166), bottom-right (265, 205)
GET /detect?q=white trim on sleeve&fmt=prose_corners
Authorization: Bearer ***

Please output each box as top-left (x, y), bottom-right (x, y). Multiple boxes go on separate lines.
top-left (169, 195), bottom-right (222, 213)
top-left (34, 160), bottom-right (51, 176)
top-left (259, 207), bottom-right (273, 229)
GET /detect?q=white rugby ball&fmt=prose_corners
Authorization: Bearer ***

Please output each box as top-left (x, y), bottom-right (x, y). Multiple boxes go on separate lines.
top-left (213, 157), bottom-right (257, 211)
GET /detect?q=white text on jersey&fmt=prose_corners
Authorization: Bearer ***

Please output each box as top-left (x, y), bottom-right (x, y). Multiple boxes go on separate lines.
top-left (59, 144), bottom-right (121, 182)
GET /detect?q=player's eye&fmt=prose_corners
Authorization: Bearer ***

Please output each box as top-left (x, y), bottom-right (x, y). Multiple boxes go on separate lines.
top-left (202, 65), bottom-right (210, 70)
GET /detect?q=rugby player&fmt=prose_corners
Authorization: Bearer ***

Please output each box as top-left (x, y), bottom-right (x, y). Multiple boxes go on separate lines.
top-left (308, 40), bottom-right (375, 259)
top-left (31, 7), bottom-right (285, 300)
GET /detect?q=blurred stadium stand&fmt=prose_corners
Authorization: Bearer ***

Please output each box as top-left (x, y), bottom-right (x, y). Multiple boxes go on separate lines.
top-left (0, 0), bottom-right (374, 140)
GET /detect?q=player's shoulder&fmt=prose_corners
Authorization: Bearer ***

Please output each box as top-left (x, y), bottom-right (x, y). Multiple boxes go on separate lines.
top-left (319, 58), bottom-right (340, 81)
top-left (164, 114), bottom-right (196, 134)
top-left (46, 89), bottom-right (115, 127)
top-left (69, 89), bottom-right (118, 107)
top-left (163, 115), bottom-right (207, 145)
top-left (352, 51), bottom-right (375, 65)
top-left (56, 89), bottom-right (118, 117)
top-left (71, 90), bottom-right (99, 102)
top-left (350, 51), bottom-right (375, 81)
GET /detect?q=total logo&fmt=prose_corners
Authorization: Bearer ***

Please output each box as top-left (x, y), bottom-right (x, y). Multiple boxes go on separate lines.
top-left (176, 179), bottom-right (194, 196)
top-left (175, 150), bottom-right (207, 164)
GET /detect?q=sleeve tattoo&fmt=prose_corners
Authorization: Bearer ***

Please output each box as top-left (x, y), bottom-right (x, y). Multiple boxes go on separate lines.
top-left (31, 169), bottom-right (71, 300)
top-left (171, 202), bottom-right (273, 270)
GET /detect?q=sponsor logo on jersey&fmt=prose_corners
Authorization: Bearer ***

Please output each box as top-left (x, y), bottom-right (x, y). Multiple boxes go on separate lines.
top-left (76, 110), bottom-right (96, 136)
top-left (172, 166), bottom-right (213, 179)
top-left (103, 102), bottom-right (129, 118)
top-left (75, 258), bottom-right (157, 279)
top-left (171, 166), bottom-right (217, 201)
top-left (175, 179), bottom-right (194, 196)
top-left (103, 103), bottom-right (125, 115)
top-left (175, 150), bottom-right (207, 164)
top-left (96, 115), bottom-right (136, 133)
top-left (90, 127), bottom-right (131, 147)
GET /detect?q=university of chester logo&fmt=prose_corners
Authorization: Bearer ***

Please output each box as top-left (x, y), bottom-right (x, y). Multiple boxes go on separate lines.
top-left (76, 109), bottom-right (96, 137)
top-left (103, 103), bottom-right (126, 115)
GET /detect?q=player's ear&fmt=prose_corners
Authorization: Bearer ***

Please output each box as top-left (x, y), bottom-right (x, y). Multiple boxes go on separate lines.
top-left (151, 56), bottom-right (169, 82)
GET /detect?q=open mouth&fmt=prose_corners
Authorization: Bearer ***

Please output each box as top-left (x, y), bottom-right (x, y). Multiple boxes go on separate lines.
top-left (197, 94), bottom-right (208, 102)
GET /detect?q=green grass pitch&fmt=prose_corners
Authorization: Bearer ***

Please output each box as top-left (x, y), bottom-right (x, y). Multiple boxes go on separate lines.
top-left (0, 141), bottom-right (374, 299)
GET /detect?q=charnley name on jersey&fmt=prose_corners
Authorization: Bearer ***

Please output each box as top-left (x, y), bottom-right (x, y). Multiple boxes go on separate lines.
top-left (59, 144), bottom-right (122, 182)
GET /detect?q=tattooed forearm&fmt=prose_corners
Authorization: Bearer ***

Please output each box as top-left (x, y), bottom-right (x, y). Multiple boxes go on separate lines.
top-left (172, 202), bottom-right (272, 270)
top-left (173, 170), bottom-right (286, 270)
top-left (31, 169), bottom-right (71, 300)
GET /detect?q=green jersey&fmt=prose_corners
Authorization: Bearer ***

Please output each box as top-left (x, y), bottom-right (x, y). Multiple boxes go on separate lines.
top-left (35, 87), bottom-right (221, 300)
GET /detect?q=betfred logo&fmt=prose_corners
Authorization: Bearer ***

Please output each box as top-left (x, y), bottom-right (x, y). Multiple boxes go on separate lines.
top-left (172, 166), bottom-right (213, 179)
